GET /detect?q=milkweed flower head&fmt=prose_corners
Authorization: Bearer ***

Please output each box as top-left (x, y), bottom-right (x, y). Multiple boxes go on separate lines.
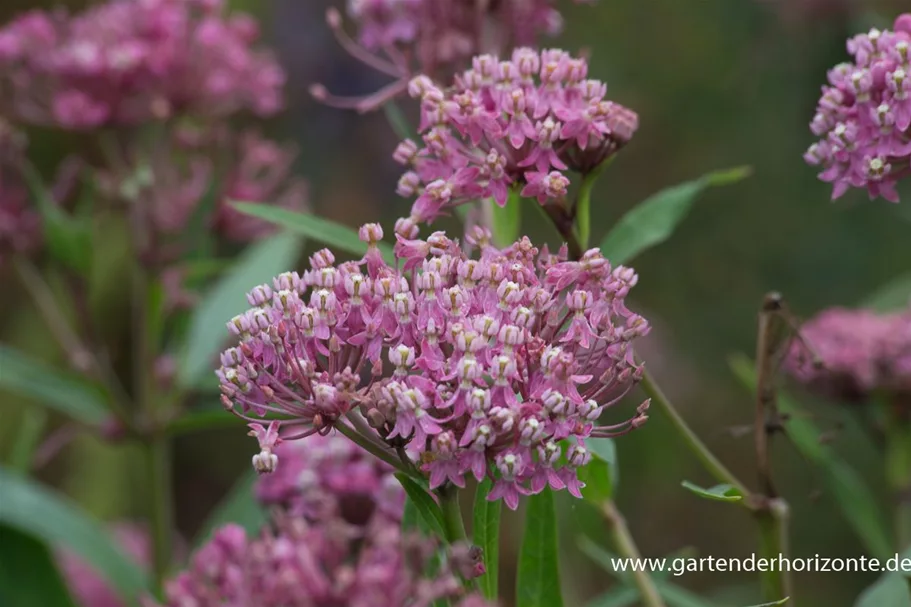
top-left (785, 307), bottom-right (911, 403)
top-left (217, 225), bottom-right (651, 510)
top-left (255, 431), bottom-right (405, 521)
top-left (0, 0), bottom-right (284, 129)
top-left (804, 13), bottom-right (911, 202)
top-left (393, 48), bottom-right (638, 231)
top-left (312, 1), bottom-right (598, 111)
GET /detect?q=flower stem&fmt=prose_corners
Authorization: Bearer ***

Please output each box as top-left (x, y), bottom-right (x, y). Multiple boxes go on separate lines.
top-left (600, 500), bottom-right (666, 607)
top-left (145, 435), bottom-right (173, 593)
top-left (640, 368), bottom-right (750, 497)
top-left (573, 159), bottom-right (612, 250)
top-left (755, 498), bottom-right (791, 602)
top-left (439, 485), bottom-right (469, 544)
top-left (336, 421), bottom-right (416, 477)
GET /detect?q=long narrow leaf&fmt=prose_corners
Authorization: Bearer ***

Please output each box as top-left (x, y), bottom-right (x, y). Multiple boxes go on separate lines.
top-left (729, 354), bottom-right (892, 560)
top-left (0, 345), bottom-right (108, 425)
top-left (232, 203), bottom-right (395, 263)
top-left (395, 474), bottom-right (447, 540)
top-left (599, 166), bottom-right (750, 265)
top-left (473, 478), bottom-right (501, 600)
top-left (178, 231), bottom-right (303, 389)
top-left (517, 489), bottom-right (563, 607)
top-left (0, 525), bottom-right (77, 607)
top-left (862, 272), bottom-right (911, 312)
top-left (0, 469), bottom-right (149, 600)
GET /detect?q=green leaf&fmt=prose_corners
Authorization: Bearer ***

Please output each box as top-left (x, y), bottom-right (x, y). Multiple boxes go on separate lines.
top-left (383, 101), bottom-right (416, 141)
top-left (855, 572), bottom-right (911, 607)
top-left (0, 468), bottom-right (149, 600)
top-left (195, 470), bottom-right (266, 545)
top-left (177, 231), bottom-right (303, 389)
top-left (578, 536), bottom-right (626, 579)
top-left (21, 163), bottom-right (92, 275)
top-left (599, 166), bottom-right (751, 265)
top-left (579, 437), bottom-right (619, 503)
top-left (863, 272), bottom-right (911, 312)
top-left (473, 478), bottom-right (502, 600)
top-left (680, 481), bottom-right (743, 503)
top-left (402, 495), bottom-right (421, 531)
top-left (394, 474), bottom-right (447, 540)
top-left (0, 345), bottom-right (108, 425)
top-left (0, 524), bottom-right (77, 607)
top-left (517, 489), bottom-right (563, 607)
top-left (232, 203), bottom-right (395, 264)
top-left (729, 354), bottom-right (892, 560)
top-left (490, 190), bottom-right (521, 247)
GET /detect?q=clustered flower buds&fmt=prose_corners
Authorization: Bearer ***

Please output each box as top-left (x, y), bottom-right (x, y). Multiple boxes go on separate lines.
top-left (804, 13), bottom-right (911, 202)
top-left (217, 225), bottom-right (650, 509)
top-left (153, 432), bottom-right (494, 607)
top-left (786, 307), bottom-right (911, 403)
top-left (0, 121), bottom-right (40, 264)
top-left (394, 48), bottom-right (637, 231)
top-left (0, 0), bottom-right (284, 129)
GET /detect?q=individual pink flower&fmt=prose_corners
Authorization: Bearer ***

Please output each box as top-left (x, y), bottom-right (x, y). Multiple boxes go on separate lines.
top-left (217, 228), bottom-right (650, 509)
top-left (804, 13), bottom-right (911, 202)
top-left (394, 48), bottom-right (637, 228)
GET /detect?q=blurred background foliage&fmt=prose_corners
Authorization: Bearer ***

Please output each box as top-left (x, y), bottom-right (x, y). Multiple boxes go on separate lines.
top-left (1, 0), bottom-right (910, 605)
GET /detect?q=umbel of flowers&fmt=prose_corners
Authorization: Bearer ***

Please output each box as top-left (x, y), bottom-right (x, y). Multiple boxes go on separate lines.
top-left (151, 432), bottom-right (492, 606)
top-left (0, 0), bottom-right (284, 129)
top-left (217, 224), bottom-right (650, 510)
top-left (786, 306), bottom-right (911, 403)
top-left (393, 47), bottom-right (637, 235)
top-left (804, 13), bottom-right (911, 202)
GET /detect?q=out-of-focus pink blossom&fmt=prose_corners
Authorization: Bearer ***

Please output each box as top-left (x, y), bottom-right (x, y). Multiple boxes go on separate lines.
top-left (804, 13), bottom-right (911, 202)
top-left (0, 0), bottom-right (284, 129)
top-left (217, 227), bottom-right (650, 510)
top-left (786, 306), bottom-right (911, 402)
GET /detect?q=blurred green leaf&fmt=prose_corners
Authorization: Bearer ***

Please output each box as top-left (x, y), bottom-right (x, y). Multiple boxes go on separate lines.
top-left (0, 468), bottom-right (149, 600)
top-left (517, 489), bottom-right (563, 607)
top-left (402, 495), bottom-right (421, 531)
top-left (395, 474), bottom-right (447, 540)
top-left (729, 354), bottom-right (892, 560)
top-left (863, 272), bottom-right (911, 312)
top-left (579, 437), bottom-right (619, 503)
top-left (578, 536), bottom-right (626, 579)
top-left (491, 191), bottom-right (521, 247)
top-left (9, 408), bottom-right (48, 472)
top-left (585, 587), bottom-right (639, 607)
top-left (21, 163), bottom-right (92, 275)
top-left (855, 568), bottom-right (911, 607)
top-left (178, 231), bottom-right (303, 389)
top-left (0, 345), bottom-right (108, 425)
top-left (680, 481), bottom-right (743, 503)
top-left (0, 524), bottom-right (77, 607)
top-left (195, 470), bottom-right (266, 544)
top-left (599, 166), bottom-right (751, 265)
top-left (232, 202), bottom-right (395, 263)
top-left (473, 477), bottom-right (501, 600)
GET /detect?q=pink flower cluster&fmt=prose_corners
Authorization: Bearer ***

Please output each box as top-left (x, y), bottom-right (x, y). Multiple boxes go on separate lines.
top-left (0, 122), bottom-right (40, 264)
top-left (155, 432), bottom-right (492, 607)
top-left (154, 519), bottom-right (492, 607)
top-left (217, 224), bottom-right (650, 510)
top-left (394, 48), bottom-right (638, 231)
top-left (786, 307), bottom-right (911, 402)
top-left (255, 432), bottom-right (405, 520)
top-left (804, 14), bottom-right (911, 202)
top-left (97, 127), bottom-right (307, 265)
top-left (0, 0), bottom-right (284, 129)
top-left (347, 0), bottom-right (593, 70)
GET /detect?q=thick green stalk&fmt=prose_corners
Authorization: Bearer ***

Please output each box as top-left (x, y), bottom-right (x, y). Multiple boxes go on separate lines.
top-left (439, 486), bottom-right (469, 544)
top-left (601, 500), bottom-right (666, 607)
top-left (573, 160), bottom-right (611, 249)
top-left (336, 421), bottom-right (416, 476)
top-left (755, 499), bottom-right (791, 602)
top-left (640, 369), bottom-right (750, 497)
top-left (145, 435), bottom-right (173, 592)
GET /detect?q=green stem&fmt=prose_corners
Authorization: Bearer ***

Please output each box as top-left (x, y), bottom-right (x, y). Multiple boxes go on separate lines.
top-left (755, 499), bottom-right (792, 603)
top-left (601, 500), bottom-right (666, 607)
top-left (640, 369), bottom-right (750, 498)
top-left (146, 435), bottom-right (173, 593)
top-left (439, 486), bottom-right (469, 544)
top-left (885, 408), bottom-right (911, 552)
top-left (574, 160), bottom-right (611, 250)
top-left (336, 421), bottom-right (416, 477)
